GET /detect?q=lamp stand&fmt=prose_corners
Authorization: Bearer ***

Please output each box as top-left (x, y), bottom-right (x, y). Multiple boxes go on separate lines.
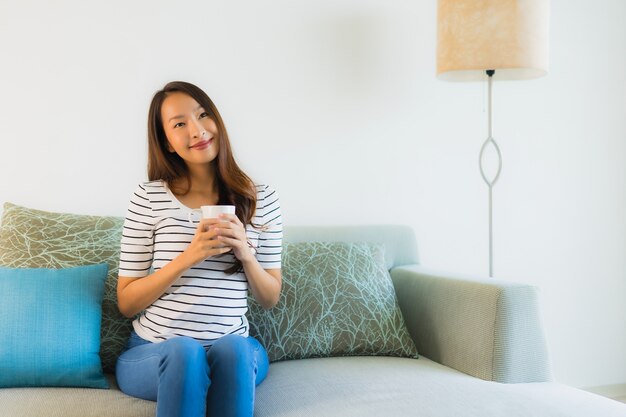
top-left (479, 69), bottom-right (502, 278)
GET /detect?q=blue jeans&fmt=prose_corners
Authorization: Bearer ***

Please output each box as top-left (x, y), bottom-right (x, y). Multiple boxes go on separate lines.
top-left (115, 331), bottom-right (269, 417)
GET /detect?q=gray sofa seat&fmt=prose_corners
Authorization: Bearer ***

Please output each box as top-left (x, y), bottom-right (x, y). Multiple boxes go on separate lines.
top-left (3, 356), bottom-right (625, 417)
top-left (256, 356), bottom-right (626, 417)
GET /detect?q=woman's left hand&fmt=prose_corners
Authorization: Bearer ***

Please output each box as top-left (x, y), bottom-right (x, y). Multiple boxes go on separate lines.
top-left (210, 214), bottom-right (254, 263)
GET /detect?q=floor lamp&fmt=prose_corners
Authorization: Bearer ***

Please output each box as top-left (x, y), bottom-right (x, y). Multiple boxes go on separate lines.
top-left (436, 0), bottom-right (549, 277)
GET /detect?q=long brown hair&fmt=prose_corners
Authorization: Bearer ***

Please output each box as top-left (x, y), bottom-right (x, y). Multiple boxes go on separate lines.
top-left (147, 81), bottom-right (257, 275)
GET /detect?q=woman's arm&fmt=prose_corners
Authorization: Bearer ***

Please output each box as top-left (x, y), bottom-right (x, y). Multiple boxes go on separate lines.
top-left (212, 213), bottom-right (282, 309)
top-left (117, 220), bottom-right (233, 318)
top-left (117, 255), bottom-right (191, 318)
top-left (241, 259), bottom-right (282, 309)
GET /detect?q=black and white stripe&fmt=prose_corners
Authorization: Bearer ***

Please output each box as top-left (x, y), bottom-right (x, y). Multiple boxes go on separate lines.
top-left (118, 180), bottom-right (283, 347)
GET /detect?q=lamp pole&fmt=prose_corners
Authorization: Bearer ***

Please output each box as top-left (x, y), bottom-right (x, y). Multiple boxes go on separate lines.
top-left (479, 69), bottom-right (502, 278)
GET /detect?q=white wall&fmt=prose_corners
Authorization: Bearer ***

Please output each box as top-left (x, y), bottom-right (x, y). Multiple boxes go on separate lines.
top-left (0, 0), bottom-right (624, 389)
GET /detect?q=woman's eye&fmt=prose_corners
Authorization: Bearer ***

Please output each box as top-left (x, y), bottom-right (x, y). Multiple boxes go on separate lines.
top-left (174, 122), bottom-right (185, 128)
top-left (199, 112), bottom-right (209, 119)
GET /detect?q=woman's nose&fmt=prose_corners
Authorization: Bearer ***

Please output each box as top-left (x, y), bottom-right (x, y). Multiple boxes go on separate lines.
top-left (190, 120), bottom-right (207, 138)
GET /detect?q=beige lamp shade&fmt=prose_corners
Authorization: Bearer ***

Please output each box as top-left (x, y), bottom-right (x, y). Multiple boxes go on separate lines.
top-left (437, 0), bottom-right (550, 81)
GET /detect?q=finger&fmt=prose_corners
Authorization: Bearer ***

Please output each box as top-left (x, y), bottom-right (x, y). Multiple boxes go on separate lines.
top-left (216, 221), bottom-right (234, 229)
top-left (214, 247), bottom-right (233, 256)
top-left (214, 227), bottom-right (239, 237)
top-left (201, 230), bottom-right (223, 242)
top-left (216, 235), bottom-right (243, 248)
top-left (195, 219), bottom-right (218, 233)
top-left (206, 221), bottom-right (232, 231)
top-left (202, 242), bottom-right (232, 258)
top-left (213, 228), bottom-right (247, 244)
top-left (200, 231), bottom-right (222, 248)
top-left (205, 246), bottom-right (232, 259)
top-left (210, 245), bottom-right (232, 253)
top-left (218, 213), bottom-right (242, 226)
top-left (211, 223), bottom-right (240, 236)
top-left (200, 218), bottom-right (221, 227)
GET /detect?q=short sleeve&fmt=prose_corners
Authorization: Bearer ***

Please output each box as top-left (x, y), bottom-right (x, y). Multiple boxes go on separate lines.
top-left (118, 183), bottom-right (155, 277)
top-left (255, 185), bottom-right (283, 269)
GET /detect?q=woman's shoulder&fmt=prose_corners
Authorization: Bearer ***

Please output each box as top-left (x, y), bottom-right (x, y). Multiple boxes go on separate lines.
top-left (252, 182), bottom-right (281, 226)
top-left (254, 183), bottom-right (269, 194)
top-left (128, 180), bottom-right (167, 203)
top-left (133, 180), bottom-right (166, 193)
top-left (253, 182), bottom-right (279, 200)
top-left (142, 179), bottom-right (166, 188)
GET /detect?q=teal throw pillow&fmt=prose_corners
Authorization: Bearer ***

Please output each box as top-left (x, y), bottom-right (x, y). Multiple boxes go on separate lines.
top-left (0, 264), bottom-right (109, 388)
top-left (248, 242), bottom-right (419, 362)
top-left (0, 202), bottom-right (129, 374)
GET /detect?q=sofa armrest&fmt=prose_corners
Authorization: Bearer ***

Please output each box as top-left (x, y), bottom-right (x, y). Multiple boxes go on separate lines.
top-left (390, 265), bottom-right (553, 383)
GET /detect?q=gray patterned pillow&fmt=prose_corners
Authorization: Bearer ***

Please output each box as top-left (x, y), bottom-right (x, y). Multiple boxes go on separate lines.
top-left (0, 202), bottom-right (130, 373)
top-left (248, 241), bottom-right (418, 362)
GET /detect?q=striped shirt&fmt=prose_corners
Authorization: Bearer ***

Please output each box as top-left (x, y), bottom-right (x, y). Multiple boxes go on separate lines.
top-left (118, 180), bottom-right (282, 347)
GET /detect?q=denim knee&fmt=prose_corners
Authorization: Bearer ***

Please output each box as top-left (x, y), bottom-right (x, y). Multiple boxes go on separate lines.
top-left (207, 334), bottom-right (252, 367)
top-left (160, 336), bottom-right (208, 375)
top-left (115, 335), bottom-right (210, 407)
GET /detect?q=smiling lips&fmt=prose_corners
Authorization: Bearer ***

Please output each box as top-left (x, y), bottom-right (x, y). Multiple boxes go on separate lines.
top-left (190, 138), bottom-right (212, 150)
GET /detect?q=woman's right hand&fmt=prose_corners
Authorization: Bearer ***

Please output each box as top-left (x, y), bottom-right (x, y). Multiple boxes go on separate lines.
top-left (181, 219), bottom-right (233, 268)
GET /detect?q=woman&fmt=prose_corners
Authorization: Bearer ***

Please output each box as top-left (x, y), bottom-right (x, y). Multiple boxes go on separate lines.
top-left (115, 81), bottom-right (282, 417)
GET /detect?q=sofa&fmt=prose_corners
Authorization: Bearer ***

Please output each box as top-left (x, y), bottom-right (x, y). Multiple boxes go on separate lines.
top-left (0, 203), bottom-right (625, 417)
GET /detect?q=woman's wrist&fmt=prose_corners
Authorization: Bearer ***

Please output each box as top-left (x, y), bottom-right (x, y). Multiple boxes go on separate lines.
top-left (174, 251), bottom-right (194, 272)
top-left (240, 251), bottom-right (257, 266)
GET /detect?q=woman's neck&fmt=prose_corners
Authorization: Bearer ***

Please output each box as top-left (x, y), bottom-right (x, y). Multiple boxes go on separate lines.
top-left (189, 167), bottom-right (217, 191)
top-left (172, 164), bottom-right (218, 195)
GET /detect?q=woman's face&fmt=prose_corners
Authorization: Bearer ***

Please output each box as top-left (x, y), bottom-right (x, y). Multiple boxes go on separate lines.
top-left (160, 92), bottom-right (220, 167)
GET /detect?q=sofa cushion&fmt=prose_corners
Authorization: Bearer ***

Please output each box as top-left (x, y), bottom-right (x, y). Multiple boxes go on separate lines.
top-left (4, 357), bottom-right (624, 417)
top-left (0, 374), bottom-right (155, 417)
top-left (254, 356), bottom-right (626, 417)
top-left (248, 241), bottom-right (418, 362)
top-left (0, 264), bottom-right (109, 388)
top-left (0, 202), bottom-right (130, 373)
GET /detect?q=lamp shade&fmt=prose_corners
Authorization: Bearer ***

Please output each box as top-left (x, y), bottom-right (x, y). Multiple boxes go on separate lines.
top-left (437, 0), bottom-right (549, 81)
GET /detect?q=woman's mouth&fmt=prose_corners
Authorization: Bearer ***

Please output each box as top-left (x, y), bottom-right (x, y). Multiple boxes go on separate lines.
top-left (190, 138), bottom-right (213, 150)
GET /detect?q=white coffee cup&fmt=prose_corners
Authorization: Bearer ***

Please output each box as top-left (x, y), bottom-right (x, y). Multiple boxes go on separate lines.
top-left (201, 205), bottom-right (236, 219)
